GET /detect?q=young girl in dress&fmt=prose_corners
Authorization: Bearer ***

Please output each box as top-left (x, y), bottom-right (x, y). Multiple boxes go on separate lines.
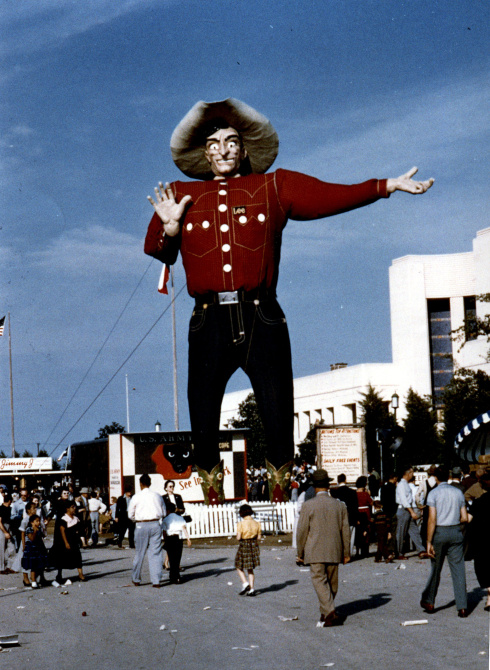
top-left (52, 500), bottom-right (86, 586)
top-left (21, 514), bottom-right (48, 588)
top-left (235, 504), bottom-right (261, 597)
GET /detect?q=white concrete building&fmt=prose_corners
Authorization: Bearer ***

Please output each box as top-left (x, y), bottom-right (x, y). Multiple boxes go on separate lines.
top-left (220, 227), bottom-right (490, 446)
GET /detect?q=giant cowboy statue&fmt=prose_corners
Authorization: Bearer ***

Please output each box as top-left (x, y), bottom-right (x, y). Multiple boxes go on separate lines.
top-left (144, 99), bottom-right (434, 505)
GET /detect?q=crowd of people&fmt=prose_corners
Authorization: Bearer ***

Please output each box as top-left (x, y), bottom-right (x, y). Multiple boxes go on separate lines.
top-left (0, 462), bottom-right (488, 627)
top-left (293, 462), bottom-right (490, 625)
top-left (0, 478), bottom-right (197, 590)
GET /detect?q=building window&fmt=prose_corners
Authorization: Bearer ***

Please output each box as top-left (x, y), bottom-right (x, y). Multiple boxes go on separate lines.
top-left (427, 298), bottom-right (453, 407)
top-left (343, 403), bottom-right (357, 424)
top-left (464, 295), bottom-right (478, 341)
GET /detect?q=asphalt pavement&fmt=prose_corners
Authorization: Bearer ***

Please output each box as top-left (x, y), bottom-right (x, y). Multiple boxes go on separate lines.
top-left (0, 537), bottom-right (488, 670)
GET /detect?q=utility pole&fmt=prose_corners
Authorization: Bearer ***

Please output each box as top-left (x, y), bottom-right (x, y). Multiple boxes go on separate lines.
top-left (8, 313), bottom-right (15, 457)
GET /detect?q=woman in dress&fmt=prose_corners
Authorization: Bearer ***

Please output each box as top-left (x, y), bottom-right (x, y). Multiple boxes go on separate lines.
top-left (235, 504), bottom-right (261, 597)
top-left (51, 499), bottom-right (86, 586)
top-left (355, 476), bottom-right (373, 558)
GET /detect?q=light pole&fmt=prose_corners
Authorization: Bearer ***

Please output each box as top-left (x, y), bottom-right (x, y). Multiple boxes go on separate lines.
top-left (391, 392), bottom-right (399, 424)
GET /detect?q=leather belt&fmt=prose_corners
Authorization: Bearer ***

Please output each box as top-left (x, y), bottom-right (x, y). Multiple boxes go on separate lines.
top-left (137, 518), bottom-right (159, 522)
top-left (195, 287), bottom-right (275, 307)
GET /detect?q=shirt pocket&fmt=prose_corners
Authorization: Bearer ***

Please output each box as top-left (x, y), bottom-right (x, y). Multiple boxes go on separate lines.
top-left (232, 203), bottom-right (268, 251)
top-left (182, 210), bottom-right (218, 258)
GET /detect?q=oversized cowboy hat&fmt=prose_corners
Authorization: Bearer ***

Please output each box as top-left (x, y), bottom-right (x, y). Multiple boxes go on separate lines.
top-left (170, 98), bottom-right (279, 180)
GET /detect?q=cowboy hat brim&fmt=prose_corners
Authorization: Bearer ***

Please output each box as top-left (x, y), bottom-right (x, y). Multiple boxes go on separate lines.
top-left (170, 98), bottom-right (279, 180)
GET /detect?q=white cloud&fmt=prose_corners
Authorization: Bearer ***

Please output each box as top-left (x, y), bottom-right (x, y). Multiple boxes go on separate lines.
top-left (282, 71), bottom-right (489, 180)
top-left (11, 125), bottom-right (35, 137)
top-left (0, 0), bottom-right (178, 58)
top-left (30, 225), bottom-right (145, 277)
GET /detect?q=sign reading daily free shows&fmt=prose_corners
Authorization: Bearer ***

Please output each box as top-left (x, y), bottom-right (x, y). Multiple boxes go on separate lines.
top-left (316, 425), bottom-right (366, 483)
top-left (0, 457), bottom-right (53, 472)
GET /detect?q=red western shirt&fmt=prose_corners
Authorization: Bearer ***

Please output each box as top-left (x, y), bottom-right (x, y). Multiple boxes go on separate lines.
top-left (144, 168), bottom-right (389, 297)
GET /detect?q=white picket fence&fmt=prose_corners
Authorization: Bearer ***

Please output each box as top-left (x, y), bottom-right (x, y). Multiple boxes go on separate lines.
top-left (185, 501), bottom-right (297, 538)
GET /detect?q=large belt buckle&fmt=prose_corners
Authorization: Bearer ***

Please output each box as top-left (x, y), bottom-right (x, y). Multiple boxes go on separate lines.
top-left (218, 291), bottom-right (239, 305)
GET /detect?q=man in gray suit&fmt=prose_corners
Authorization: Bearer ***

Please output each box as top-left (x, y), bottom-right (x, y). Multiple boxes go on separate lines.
top-left (296, 469), bottom-right (351, 627)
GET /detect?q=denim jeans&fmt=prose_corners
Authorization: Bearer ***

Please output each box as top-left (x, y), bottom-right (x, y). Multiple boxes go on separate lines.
top-left (421, 524), bottom-right (467, 610)
top-left (187, 298), bottom-right (294, 472)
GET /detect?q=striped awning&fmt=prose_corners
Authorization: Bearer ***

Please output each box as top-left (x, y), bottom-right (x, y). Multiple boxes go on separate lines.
top-left (454, 410), bottom-right (490, 462)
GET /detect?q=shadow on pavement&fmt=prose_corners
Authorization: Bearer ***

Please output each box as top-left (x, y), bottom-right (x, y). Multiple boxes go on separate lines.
top-left (336, 592), bottom-right (391, 617)
top-left (257, 579), bottom-right (298, 594)
top-left (181, 557), bottom-right (228, 570)
top-left (79, 557), bottom-right (129, 567)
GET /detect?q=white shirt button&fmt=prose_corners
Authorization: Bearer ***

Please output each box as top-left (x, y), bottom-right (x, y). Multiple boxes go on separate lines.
top-left (258, 213), bottom-right (266, 222)
top-left (202, 220), bottom-right (210, 229)
top-left (220, 224), bottom-right (229, 233)
top-left (218, 204), bottom-right (227, 212)
top-left (223, 264), bottom-right (232, 272)
top-left (222, 243), bottom-right (230, 252)
top-left (186, 223), bottom-right (193, 231)
top-left (239, 215), bottom-right (247, 224)
top-left (219, 189), bottom-right (227, 196)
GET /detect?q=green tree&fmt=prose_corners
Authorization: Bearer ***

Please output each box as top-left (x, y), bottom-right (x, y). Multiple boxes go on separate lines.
top-left (22, 450), bottom-right (32, 457)
top-left (442, 368), bottom-right (490, 464)
top-left (0, 450), bottom-right (6, 458)
top-left (228, 393), bottom-right (267, 467)
top-left (96, 422), bottom-right (125, 439)
top-left (401, 389), bottom-right (443, 465)
top-left (297, 424), bottom-right (319, 465)
top-left (38, 449), bottom-right (49, 457)
top-left (452, 293), bottom-right (490, 360)
top-left (359, 385), bottom-right (396, 473)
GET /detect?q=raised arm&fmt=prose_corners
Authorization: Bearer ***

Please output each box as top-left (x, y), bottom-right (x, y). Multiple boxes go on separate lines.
top-left (387, 167), bottom-right (434, 194)
top-left (147, 182), bottom-right (192, 237)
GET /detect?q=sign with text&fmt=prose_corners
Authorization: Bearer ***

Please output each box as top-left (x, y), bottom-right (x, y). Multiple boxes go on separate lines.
top-left (317, 427), bottom-right (363, 482)
top-left (0, 457), bottom-right (53, 472)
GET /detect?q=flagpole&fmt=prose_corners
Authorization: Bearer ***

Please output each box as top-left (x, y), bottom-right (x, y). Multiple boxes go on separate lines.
top-left (125, 373), bottom-right (130, 432)
top-left (171, 267), bottom-right (179, 430)
top-left (8, 313), bottom-right (15, 457)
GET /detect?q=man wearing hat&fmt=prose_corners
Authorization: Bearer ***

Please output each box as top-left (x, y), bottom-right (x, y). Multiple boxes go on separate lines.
top-left (145, 98), bottom-right (434, 504)
top-left (296, 469), bottom-right (350, 627)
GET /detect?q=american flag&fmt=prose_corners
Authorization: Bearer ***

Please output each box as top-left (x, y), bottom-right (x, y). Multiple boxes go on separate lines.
top-left (0, 316), bottom-right (5, 336)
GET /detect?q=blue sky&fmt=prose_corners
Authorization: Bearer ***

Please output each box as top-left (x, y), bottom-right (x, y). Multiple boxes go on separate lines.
top-left (1, 0), bottom-right (488, 459)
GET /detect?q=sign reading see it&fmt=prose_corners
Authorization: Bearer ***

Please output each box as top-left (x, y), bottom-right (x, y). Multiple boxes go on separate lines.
top-left (317, 427), bottom-right (363, 482)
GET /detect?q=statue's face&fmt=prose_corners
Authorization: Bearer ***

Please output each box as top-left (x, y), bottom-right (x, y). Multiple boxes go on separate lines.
top-left (204, 127), bottom-right (247, 178)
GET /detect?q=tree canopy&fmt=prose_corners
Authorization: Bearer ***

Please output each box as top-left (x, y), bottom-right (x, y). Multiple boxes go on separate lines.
top-left (359, 384), bottom-right (395, 473)
top-left (96, 422), bottom-right (125, 439)
top-left (227, 393), bottom-right (267, 467)
top-left (442, 368), bottom-right (490, 463)
top-left (401, 388), bottom-right (443, 465)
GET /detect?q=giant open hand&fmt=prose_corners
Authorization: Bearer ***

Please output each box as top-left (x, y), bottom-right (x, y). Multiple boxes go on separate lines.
top-left (387, 167), bottom-right (434, 195)
top-left (147, 182), bottom-right (192, 237)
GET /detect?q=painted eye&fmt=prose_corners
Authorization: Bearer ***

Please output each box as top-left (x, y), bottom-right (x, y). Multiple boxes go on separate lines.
top-left (285, 473), bottom-right (291, 479)
top-left (182, 451), bottom-right (189, 458)
top-left (167, 451), bottom-right (174, 458)
top-left (228, 140), bottom-right (237, 148)
top-left (216, 473), bottom-right (223, 481)
top-left (209, 142), bottom-right (219, 152)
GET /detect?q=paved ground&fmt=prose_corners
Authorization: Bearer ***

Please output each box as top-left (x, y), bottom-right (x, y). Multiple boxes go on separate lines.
top-left (0, 537), bottom-right (488, 670)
